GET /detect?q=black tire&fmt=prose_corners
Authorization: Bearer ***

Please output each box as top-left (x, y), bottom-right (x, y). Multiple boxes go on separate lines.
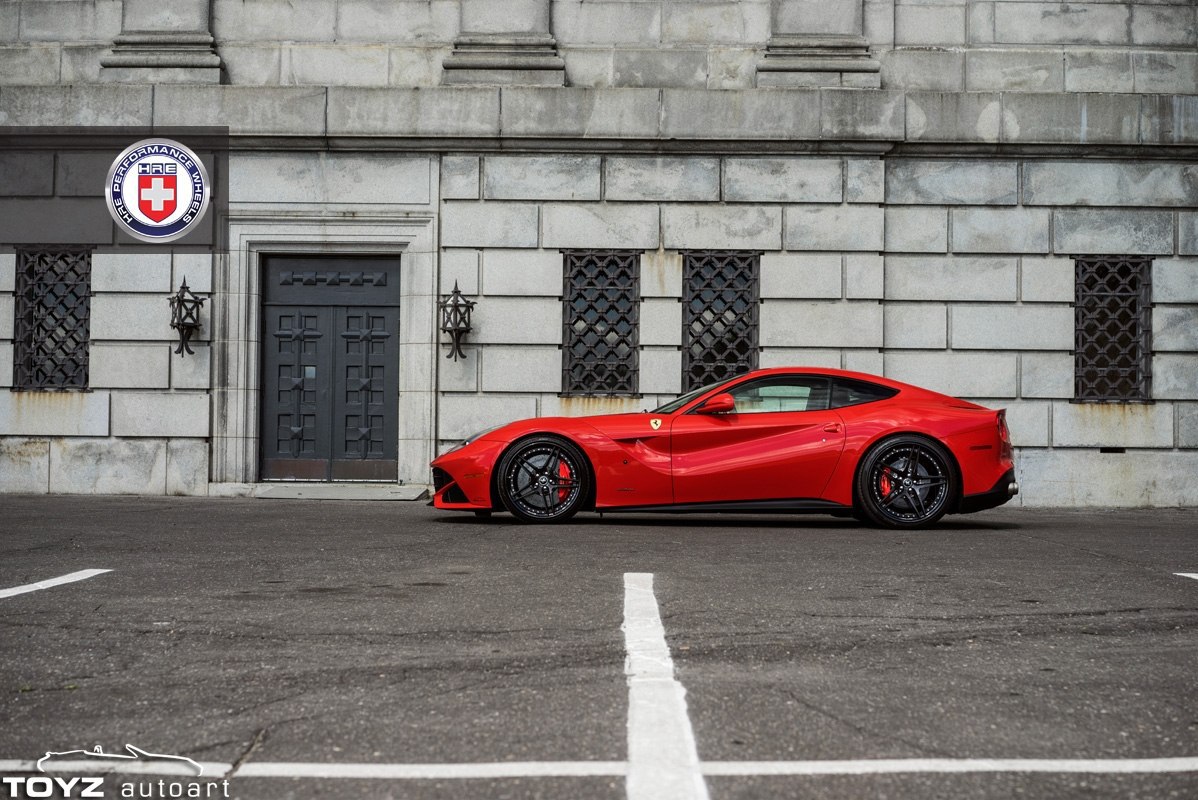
top-left (495, 436), bottom-right (590, 524)
top-left (854, 435), bottom-right (956, 529)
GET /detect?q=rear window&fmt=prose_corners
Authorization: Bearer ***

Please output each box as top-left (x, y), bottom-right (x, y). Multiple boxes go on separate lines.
top-left (829, 378), bottom-right (898, 409)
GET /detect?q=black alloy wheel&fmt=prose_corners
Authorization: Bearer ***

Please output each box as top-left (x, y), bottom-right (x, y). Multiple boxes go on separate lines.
top-left (496, 436), bottom-right (590, 523)
top-left (855, 436), bottom-right (956, 529)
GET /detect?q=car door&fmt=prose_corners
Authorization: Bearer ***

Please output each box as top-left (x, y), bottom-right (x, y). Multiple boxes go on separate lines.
top-left (670, 375), bottom-right (847, 505)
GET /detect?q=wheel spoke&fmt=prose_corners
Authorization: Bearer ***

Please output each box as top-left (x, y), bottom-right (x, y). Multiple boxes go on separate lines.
top-left (880, 485), bottom-right (906, 507)
top-left (914, 476), bottom-right (946, 487)
top-left (909, 486), bottom-right (927, 517)
top-left (514, 483), bottom-right (540, 500)
top-left (518, 460), bottom-right (539, 481)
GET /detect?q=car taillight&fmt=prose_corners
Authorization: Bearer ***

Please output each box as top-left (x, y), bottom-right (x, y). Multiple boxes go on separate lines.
top-left (997, 410), bottom-right (1013, 460)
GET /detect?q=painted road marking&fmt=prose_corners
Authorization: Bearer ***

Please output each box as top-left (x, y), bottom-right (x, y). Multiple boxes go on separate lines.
top-left (4, 572), bottom-right (1198, 786)
top-left (0, 761), bottom-right (624, 779)
top-left (623, 572), bottom-right (709, 800)
top-left (237, 762), bottom-right (626, 779)
top-left (701, 757), bottom-right (1198, 775)
top-left (0, 569), bottom-right (112, 600)
top-left (0, 760), bottom-right (231, 777)
top-left (1175, 573), bottom-right (1198, 581)
top-left (9, 756), bottom-right (1198, 780)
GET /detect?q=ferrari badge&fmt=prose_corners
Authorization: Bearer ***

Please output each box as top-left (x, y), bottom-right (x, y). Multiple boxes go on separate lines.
top-left (650, 418), bottom-right (662, 430)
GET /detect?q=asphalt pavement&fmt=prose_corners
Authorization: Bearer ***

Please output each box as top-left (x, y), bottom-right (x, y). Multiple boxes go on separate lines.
top-left (1, 496), bottom-right (1196, 799)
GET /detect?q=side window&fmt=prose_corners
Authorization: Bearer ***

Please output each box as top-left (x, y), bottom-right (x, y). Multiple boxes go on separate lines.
top-left (13, 247), bottom-right (92, 391)
top-left (829, 378), bottom-right (899, 409)
top-left (561, 250), bottom-right (640, 396)
top-left (726, 376), bottom-right (830, 414)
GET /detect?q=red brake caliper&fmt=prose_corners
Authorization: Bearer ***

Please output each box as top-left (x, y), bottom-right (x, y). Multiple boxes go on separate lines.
top-left (879, 466), bottom-right (893, 498)
top-left (557, 460), bottom-right (572, 503)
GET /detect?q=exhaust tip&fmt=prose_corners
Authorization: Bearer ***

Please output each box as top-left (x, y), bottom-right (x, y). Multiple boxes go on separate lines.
top-left (1008, 481), bottom-right (1019, 497)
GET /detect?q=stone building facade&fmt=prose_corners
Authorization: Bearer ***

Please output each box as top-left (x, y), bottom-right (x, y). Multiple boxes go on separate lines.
top-left (1, 0), bottom-right (1196, 505)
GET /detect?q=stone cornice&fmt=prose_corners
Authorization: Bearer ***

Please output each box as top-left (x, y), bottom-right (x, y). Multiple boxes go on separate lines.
top-left (0, 86), bottom-right (1194, 152)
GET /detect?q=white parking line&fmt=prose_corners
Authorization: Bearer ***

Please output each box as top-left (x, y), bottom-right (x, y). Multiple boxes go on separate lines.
top-left (702, 757), bottom-right (1198, 775)
top-left (0, 760), bottom-right (232, 777)
top-left (1175, 573), bottom-right (1198, 581)
top-left (11, 756), bottom-right (1198, 781)
top-left (236, 762), bottom-right (626, 779)
top-left (623, 572), bottom-right (710, 800)
top-left (4, 572), bottom-right (1198, 788)
top-left (0, 569), bottom-right (112, 600)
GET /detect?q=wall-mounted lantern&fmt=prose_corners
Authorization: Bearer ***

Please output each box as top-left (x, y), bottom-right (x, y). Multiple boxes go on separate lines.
top-left (438, 281), bottom-right (475, 361)
top-left (168, 277), bottom-right (205, 357)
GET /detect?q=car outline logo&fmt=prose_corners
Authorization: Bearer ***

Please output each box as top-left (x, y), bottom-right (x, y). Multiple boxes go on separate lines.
top-left (37, 744), bottom-right (203, 776)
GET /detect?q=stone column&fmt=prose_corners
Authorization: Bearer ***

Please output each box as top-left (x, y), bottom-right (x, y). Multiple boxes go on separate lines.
top-left (757, 0), bottom-right (879, 87)
top-left (442, 0), bottom-right (565, 86)
top-left (100, 0), bottom-right (221, 84)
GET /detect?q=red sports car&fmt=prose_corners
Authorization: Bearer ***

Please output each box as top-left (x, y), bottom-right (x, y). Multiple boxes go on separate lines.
top-left (431, 367), bottom-right (1017, 529)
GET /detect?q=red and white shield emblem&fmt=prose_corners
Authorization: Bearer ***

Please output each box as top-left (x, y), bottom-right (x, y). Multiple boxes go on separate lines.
top-left (137, 174), bottom-right (177, 223)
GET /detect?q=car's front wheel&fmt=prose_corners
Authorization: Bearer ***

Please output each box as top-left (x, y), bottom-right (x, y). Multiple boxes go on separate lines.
top-left (854, 435), bottom-right (956, 529)
top-left (496, 436), bottom-right (590, 524)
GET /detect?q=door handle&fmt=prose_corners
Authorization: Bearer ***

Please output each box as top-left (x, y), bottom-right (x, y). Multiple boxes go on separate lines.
top-left (823, 422), bottom-right (842, 433)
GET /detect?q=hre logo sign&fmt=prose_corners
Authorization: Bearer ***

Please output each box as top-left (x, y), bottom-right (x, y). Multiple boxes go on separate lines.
top-left (0, 776), bottom-right (104, 798)
top-left (104, 138), bottom-right (211, 243)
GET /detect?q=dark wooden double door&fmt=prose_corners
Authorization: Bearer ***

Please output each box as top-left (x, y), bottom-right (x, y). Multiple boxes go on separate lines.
top-left (260, 255), bottom-right (401, 481)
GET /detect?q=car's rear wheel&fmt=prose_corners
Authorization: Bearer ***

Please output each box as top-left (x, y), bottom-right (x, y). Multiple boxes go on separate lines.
top-left (854, 436), bottom-right (956, 529)
top-left (496, 436), bottom-right (590, 524)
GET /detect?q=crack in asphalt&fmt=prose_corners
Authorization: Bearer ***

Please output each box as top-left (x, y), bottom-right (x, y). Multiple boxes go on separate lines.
top-left (225, 727), bottom-right (268, 779)
top-left (780, 688), bottom-right (955, 759)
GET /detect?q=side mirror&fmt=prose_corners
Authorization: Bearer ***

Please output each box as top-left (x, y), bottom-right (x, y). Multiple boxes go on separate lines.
top-left (697, 393), bottom-right (736, 415)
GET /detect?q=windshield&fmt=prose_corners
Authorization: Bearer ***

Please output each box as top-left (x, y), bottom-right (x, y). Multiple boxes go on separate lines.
top-left (651, 377), bottom-right (737, 414)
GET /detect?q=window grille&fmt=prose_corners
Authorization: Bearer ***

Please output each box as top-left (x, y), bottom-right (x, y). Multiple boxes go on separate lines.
top-left (1074, 256), bottom-right (1152, 403)
top-left (561, 250), bottom-right (640, 395)
top-left (682, 251), bottom-right (760, 392)
top-left (13, 247), bottom-right (92, 390)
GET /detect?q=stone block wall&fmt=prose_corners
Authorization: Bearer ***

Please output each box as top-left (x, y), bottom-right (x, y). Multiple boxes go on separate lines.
top-left (883, 1), bottom-right (1198, 94)
top-left (4, 1), bottom-right (1197, 95)
top-left (881, 156), bottom-right (1197, 505)
top-left (437, 152), bottom-right (1198, 506)
top-left (0, 249), bottom-right (213, 494)
top-left (438, 152), bottom-right (890, 448)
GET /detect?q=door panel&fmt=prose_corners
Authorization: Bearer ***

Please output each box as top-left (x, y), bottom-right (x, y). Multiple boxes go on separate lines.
top-left (670, 411), bottom-right (846, 504)
top-left (331, 307), bottom-right (399, 480)
top-left (260, 256), bottom-right (401, 482)
top-left (261, 306), bottom-right (335, 481)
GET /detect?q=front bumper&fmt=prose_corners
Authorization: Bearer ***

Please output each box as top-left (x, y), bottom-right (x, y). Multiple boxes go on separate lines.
top-left (957, 468), bottom-right (1018, 514)
top-left (430, 438), bottom-right (508, 510)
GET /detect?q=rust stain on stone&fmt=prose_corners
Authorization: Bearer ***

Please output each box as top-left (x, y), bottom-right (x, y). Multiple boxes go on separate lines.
top-left (555, 396), bottom-right (641, 417)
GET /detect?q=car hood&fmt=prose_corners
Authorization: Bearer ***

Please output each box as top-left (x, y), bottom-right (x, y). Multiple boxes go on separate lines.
top-left (482, 412), bottom-right (665, 443)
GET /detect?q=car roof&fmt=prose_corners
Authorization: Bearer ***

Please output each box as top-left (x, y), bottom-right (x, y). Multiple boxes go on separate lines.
top-left (732, 366), bottom-right (912, 392)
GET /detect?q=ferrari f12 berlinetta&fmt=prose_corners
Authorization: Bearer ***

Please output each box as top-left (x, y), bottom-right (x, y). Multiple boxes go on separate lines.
top-left (431, 368), bottom-right (1017, 528)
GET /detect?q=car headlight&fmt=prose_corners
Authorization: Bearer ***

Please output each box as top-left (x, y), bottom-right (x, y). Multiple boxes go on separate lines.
top-left (446, 425), bottom-right (502, 453)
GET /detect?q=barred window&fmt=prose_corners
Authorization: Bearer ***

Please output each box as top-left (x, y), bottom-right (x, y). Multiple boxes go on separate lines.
top-left (682, 251), bottom-right (760, 392)
top-left (561, 250), bottom-right (640, 396)
top-left (1074, 256), bottom-right (1152, 403)
top-left (13, 247), bottom-right (92, 391)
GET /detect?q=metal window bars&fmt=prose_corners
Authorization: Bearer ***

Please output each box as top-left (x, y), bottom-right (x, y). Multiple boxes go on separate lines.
top-left (561, 250), bottom-right (641, 396)
top-left (682, 251), bottom-right (760, 392)
top-left (1074, 256), bottom-right (1152, 403)
top-left (13, 247), bottom-right (92, 391)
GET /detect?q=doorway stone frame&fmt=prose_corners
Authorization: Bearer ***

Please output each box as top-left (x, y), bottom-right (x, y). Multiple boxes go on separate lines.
top-left (211, 213), bottom-right (437, 487)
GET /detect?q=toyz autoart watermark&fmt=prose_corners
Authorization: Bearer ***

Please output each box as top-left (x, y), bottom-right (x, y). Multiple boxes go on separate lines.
top-left (3, 745), bottom-right (228, 798)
